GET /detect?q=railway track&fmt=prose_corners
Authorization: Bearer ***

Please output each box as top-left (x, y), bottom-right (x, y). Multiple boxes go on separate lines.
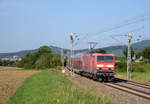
top-left (113, 78), bottom-right (150, 89)
top-left (127, 80), bottom-right (150, 89)
top-left (66, 67), bottom-right (150, 100)
top-left (105, 79), bottom-right (150, 100)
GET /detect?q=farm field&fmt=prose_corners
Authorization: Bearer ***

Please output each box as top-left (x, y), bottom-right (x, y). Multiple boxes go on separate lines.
top-left (7, 70), bottom-right (114, 104)
top-left (0, 67), bottom-right (39, 104)
top-left (116, 71), bottom-right (150, 84)
top-left (0, 66), bottom-right (22, 71)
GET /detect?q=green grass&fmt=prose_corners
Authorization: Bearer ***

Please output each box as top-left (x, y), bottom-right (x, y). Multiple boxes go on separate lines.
top-left (116, 62), bottom-right (150, 72)
top-left (116, 62), bottom-right (150, 83)
top-left (8, 71), bottom-right (114, 104)
top-left (116, 71), bottom-right (150, 83)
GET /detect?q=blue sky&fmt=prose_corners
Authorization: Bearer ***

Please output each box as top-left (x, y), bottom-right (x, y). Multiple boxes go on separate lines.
top-left (0, 0), bottom-right (150, 53)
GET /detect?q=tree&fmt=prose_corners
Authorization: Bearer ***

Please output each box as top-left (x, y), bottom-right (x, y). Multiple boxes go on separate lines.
top-left (13, 61), bottom-right (22, 67)
top-left (2, 60), bottom-right (10, 66)
top-left (135, 51), bottom-right (143, 59)
top-left (143, 46), bottom-right (150, 61)
top-left (35, 53), bottom-right (51, 69)
top-left (19, 45), bottom-right (61, 69)
top-left (50, 54), bottom-right (61, 68)
top-left (123, 47), bottom-right (134, 59)
top-left (38, 46), bottom-right (51, 56)
top-left (0, 61), bottom-right (2, 66)
top-left (20, 53), bottom-right (37, 69)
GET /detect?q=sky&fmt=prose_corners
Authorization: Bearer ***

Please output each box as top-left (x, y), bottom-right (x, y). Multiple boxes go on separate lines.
top-left (0, 0), bottom-right (150, 53)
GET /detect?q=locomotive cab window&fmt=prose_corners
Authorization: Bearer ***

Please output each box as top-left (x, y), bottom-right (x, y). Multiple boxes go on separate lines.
top-left (105, 56), bottom-right (113, 62)
top-left (97, 56), bottom-right (105, 62)
top-left (97, 56), bottom-right (113, 62)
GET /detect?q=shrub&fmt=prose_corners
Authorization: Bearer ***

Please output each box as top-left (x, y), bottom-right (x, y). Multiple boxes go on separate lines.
top-left (56, 66), bottom-right (62, 70)
top-left (135, 67), bottom-right (146, 72)
top-left (35, 53), bottom-right (51, 69)
top-left (143, 46), bottom-right (150, 61)
top-left (115, 62), bottom-right (127, 72)
top-left (132, 63), bottom-right (146, 72)
top-left (116, 61), bottom-right (148, 72)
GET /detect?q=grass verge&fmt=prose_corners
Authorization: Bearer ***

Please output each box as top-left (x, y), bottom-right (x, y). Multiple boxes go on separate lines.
top-left (8, 71), bottom-right (114, 104)
top-left (116, 71), bottom-right (150, 84)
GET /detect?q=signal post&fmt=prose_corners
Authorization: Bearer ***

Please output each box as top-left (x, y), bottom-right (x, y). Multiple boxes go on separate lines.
top-left (70, 32), bottom-right (74, 77)
top-left (127, 33), bottom-right (132, 80)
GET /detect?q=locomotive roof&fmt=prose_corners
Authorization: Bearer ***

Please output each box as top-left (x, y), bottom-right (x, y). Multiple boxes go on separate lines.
top-left (85, 53), bottom-right (115, 56)
top-left (74, 52), bottom-right (115, 58)
top-left (93, 53), bottom-right (115, 55)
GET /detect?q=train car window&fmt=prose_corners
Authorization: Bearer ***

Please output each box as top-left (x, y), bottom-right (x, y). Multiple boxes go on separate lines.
top-left (97, 56), bottom-right (113, 62)
top-left (97, 56), bottom-right (105, 62)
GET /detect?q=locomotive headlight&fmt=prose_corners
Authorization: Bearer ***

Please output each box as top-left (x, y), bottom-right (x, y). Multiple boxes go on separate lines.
top-left (107, 65), bottom-right (114, 67)
top-left (97, 64), bottom-right (104, 67)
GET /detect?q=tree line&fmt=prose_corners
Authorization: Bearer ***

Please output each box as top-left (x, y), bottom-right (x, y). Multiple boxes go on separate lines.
top-left (123, 46), bottom-right (150, 61)
top-left (0, 46), bottom-right (61, 69)
top-left (0, 60), bottom-right (15, 66)
top-left (19, 46), bottom-right (61, 69)
top-left (1, 45), bottom-right (150, 69)
top-left (116, 46), bottom-right (150, 72)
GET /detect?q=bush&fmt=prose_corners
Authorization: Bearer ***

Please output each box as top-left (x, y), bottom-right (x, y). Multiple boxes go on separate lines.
top-left (115, 62), bottom-right (127, 72)
top-left (115, 60), bottom-right (148, 72)
top-left (35, 53), bottom-right (51, 69)
top-left (143, 46), bottom-right (150, 61)
top-left (132, 63), bottom-right (147, 72)
top-left (135, 67), bottom-right (145, 72)
top-left (56, 66), bottom-right (62, 70)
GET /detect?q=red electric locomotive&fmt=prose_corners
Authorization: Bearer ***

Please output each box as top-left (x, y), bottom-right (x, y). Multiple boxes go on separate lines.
top-left (67, 52), bottom-right (115, 81)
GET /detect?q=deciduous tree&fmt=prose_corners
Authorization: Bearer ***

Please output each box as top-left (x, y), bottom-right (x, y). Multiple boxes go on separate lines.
top-left (143, 46), bottom-right (150, 61)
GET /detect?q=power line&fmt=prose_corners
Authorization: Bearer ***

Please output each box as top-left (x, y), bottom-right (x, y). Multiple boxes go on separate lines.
top-left (92, 16), bottom-right (150, 38)
top-left (92, 25), bottom-right (150, 47)
top-left (110, 35), bottom-right (127, 45)
top-left (73, 11), bottom-right (150, 49)
top-left (78, 11), bottom-right (150, 44)
top-left (109, 24), bottom-right (150, 37)
top-left (124, 11), bottom-right (150, 23)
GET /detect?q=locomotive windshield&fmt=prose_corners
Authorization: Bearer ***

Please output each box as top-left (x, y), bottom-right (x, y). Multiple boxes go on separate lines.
top-left (97, 56), bottom-right (113, 62)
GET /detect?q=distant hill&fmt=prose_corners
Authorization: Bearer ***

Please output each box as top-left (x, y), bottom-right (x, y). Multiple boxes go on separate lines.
top-left (101, 39), bottom-right (150, 56)
top-left (0, 50), bottom-right (37, 59)
top-left (102, 45), bottom-right (127, 56)
top-left (132, 39), bottom-right (150, 50)
top-left (0, 46), bottom-right (65, 59)
top-left (0, 39), bottom-right (150, 58)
